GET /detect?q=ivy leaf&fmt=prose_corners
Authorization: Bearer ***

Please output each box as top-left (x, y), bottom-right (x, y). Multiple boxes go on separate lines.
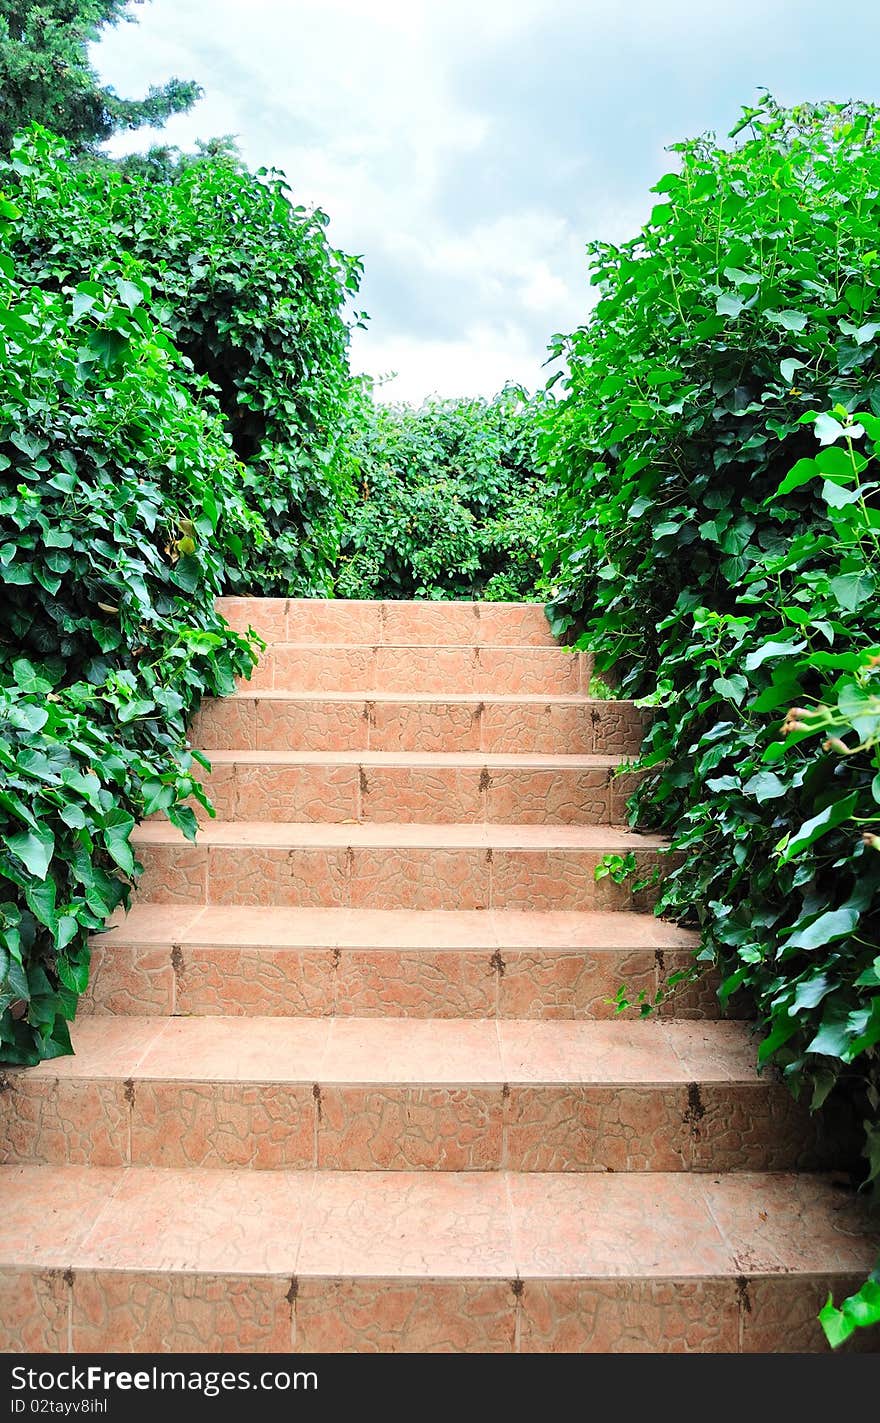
top-left (765, 309), bottom-right (808, 332)
top-left (744, 638), bottom-right (806, 670)
top-left (783, 905), bottom-right (860, 953)
top-left (4, 826), bottom-right (54, 879)
top-left (778, 793), bottom-right (859, 865)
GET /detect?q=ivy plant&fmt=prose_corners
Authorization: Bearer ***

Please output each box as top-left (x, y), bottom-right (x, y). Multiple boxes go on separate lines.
top-left (0, 182), bottom-right (260, 1063)
top-left (338, 385), bottom-right (551, 601)
top-left (542, 93), bottom-right (880, 1343)
top-left (4, 125), bottom-right (363, 594)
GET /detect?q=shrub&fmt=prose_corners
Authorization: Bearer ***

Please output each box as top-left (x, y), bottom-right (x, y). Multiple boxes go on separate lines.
top-left (336, 386), bottom-right (552, 601)
top-left (542, 93), bottom-right (880, 1340)
top-left (4, 125), bottom-right (363, 593)
top-left (0, 181), bottom-right (260, 1064)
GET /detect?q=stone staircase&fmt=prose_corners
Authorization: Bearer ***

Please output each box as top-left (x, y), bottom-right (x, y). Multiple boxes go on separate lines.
top-left (1, 599), bottom-right (876, 1353)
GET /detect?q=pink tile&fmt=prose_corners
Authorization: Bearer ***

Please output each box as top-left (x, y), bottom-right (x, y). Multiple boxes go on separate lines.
top-left (481, 700), bottom-right (596, 755)
top-left (0, 1164), bottom-right (122, 1265)
top-left (28, 1017), bottom-right (165, 1077)
top-left (508, 1173), bottom-right (731, 1278)
top-left (0, 1268), bottom-right (71, 1352)
top-left (498, 948), bottom-right (656, 1020)
top-left (255, 697), bottom-right (367, 751)
top-left (80, 944), bottom-right (174, 1016)
top-left (133, 843), bottom-right (207, 904)
top-left (72, 1270), bottom-right (293, 1353)
top-left (131, 1082), bottom-right (315, 1168)
top-left (189, 696), bottom-right (256, 750)
top-left (233, 762), bottom-right (358, 821)
top-left (297, 1172), bottom-right (515, 1277)
top-left (71, 1167), bottom-right (312, 1274)
top-left (296, 1277), bottom-right (516, 1353)
top-left (334, 948), bottom-right (495, 1017)
top-left (486, 767), bottom-right (612, 825)
top-left (321, 1017), bottom-right (503, 1082)
top-left (177, 947), bottom-right (334, 1015)
top-left (498, 1018), bottom-right (681, 1083)
top-left (1, 1080), bottom-right (129, 1168)
top-left (477, 604), bottom-right (557, 647)
top-left (316, 1087), bottom-right (504, 1170)
top-left (505, 1086), bottom-right (690, 1172)
top-left (285, 599), bottom-right (383, 645)
top-left (216, 597), bottom-right (287, 644)
top-left (135, 1015), bottom-right (330, 1081)
top-left (350, 846), bottom-right (490, 910)
top-left (475, 648), bottom-right (584, 695)
top-left (699, 1173), bottom-right (879, 1275)
top-left (362, 765), bottom-right (483, 823)
top-left (382, 602), bottom-right (481, 646)
top-left (369, 699), bottom-right (482, 752)
top-left (520, 1278), bottom-right (739, 1353)
top-left (272, 645), bottom-right (376, 693)
top-left (376, 646), bottom-right (480, 695)
top-left (207, 846), bottom-right (350, 906)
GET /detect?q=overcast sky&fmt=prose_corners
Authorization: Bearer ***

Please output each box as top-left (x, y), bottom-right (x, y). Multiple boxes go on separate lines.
top-left (93, 0), bottom-right (880, 404)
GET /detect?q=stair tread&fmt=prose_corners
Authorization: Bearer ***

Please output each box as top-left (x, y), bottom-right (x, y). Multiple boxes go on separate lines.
top-left (98, 904), bottom-right (698, 950)
top-left (130, 820), bottom-right (665, 848)
top-left (201, 749), bottom-right (625, 767)
top-left (14, 1015), bottom-right (761, 1085)
top-left (226, 690), bottom-right (620, 704)
top-left (2, 1163), bottom-right (874, 1279)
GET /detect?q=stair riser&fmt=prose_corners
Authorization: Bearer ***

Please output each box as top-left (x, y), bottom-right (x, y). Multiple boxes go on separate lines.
top-left (3, 1266), bottom-right (870, 1354)
top-left (190, 697), bottom-right (647, 755)
top-left (0, 1077), bottom-right (819, 1173)
top-left (133, 843), bottom-right (665, 911)
top-left (188, 763), bottom-right (641, 826)
top-left (81, 943), bottom-right (715, 1020)
top-left (237, 646), bottom-right (590, 695)
top-left (218, 597), bottom-right (560, 648)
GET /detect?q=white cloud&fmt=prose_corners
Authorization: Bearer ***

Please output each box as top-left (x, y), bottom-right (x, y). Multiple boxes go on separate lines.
top-left (92, 0), bottom-right (880, 403)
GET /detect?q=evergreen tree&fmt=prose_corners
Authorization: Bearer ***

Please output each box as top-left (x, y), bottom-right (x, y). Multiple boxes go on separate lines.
top-left (0, 2), bottom-right (200, 154)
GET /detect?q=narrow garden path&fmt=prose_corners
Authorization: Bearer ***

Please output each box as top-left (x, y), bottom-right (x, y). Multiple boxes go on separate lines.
top-left (1, 599), bottom-right (876, 1352)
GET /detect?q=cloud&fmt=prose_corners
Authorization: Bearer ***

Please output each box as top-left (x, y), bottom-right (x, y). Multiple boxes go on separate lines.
top-left (93, 0), bottom-right (880, 402)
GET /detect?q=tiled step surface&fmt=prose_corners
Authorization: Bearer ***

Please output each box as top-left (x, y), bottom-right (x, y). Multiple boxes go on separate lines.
top-left (218, 597), bottom-right (562, 648)
top-left (239, 644), bottom-right (591, 695)
top-left (1, 1163), bottom-right (875, 1352)
top-left (130, 821), bottom-right (667, 910)
top-left (0, 1017), bottom-right (827, 1174)
top-left (82, 905), bottom-right (707, 1020)
top-left (187, 749), bottom-right (638, 824)
top-left (190, 692), bottom-right (646, 755)
top-left (7, 597), bottom-right (864, 1355)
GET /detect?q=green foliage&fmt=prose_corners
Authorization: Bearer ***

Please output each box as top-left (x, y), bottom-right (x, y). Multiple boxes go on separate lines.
top-left (542, 93), bottom-right (880, 1338)
top-left (5, 125), bottom-right (363, 593)
top-left (0, 183), bottom-right (260, 1064)
top-left (337, 387), bottom-right (551, 601)
top-left (0, 1), bottom-right (199, 154)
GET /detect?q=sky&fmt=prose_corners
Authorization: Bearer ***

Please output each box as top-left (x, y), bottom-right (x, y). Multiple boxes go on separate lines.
top-left (93, 0), bottom-right (880, 405)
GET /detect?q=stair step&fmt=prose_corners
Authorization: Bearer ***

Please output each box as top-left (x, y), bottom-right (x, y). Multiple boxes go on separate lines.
top-left (83, 905), bottom-right (707, 1020)
top-left (190, 692), bottom-right (646, 755)
top-left (218, 597), bottom-right (561, 648)
top-left (1, 1164), bottom-right (875, 1351)
top-left (0, 1017), bottom-right (825, 1173)
top-left (130, 821), bottom-right (667, 910)
top-left (188, 750), bottom-right (638, 825)
top-left (238, 644), bottom-right (590, 695)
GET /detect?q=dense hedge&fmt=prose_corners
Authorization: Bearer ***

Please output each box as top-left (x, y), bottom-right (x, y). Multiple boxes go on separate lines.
top-left (0, 173), bottom-right (260, 1063)
top-left (542, 94), bottom-right (880, 1341)
top-left (4, 126), bottom-right (362, 593)
top-left (337, 387), bottom-right (551, 601)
